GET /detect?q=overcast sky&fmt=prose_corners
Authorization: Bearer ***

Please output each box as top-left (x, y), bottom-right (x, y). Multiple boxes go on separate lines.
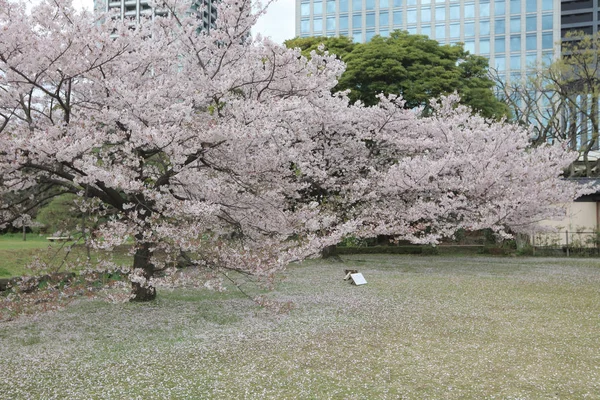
top-left (72, 0), bottom-right (296, 44)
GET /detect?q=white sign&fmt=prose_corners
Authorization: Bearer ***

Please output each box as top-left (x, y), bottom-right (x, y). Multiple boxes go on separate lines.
top-left (350, 273), bottom-right (367, 286)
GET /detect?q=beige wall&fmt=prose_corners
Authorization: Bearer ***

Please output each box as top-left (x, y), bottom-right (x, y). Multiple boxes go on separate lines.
top-left (534, 202), bottom-right (598, 247)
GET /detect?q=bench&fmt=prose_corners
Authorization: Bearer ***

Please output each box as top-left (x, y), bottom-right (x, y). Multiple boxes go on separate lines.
top-left (46, 236), bottom-right (72, 242)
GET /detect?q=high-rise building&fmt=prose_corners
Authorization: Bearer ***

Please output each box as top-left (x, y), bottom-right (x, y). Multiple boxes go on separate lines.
top-left (94, 0), bottom-right (217, 31)
top-left (560, 0), bottom-right (600, 40)
top-left (295, 0), bottom-right (562, 82)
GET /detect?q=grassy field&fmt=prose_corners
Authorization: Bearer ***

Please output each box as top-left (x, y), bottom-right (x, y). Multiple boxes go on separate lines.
top-left (0, 234), bottom-right (131, 278)
top-left (0, 234), bottom-right (59, 277)
top-left (1, 255), bottom-right (600, 399)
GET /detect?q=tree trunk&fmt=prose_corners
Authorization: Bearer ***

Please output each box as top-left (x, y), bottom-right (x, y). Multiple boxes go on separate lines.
top-left (515, 233), bottom-right (530, 251)
top-left (321, 244), bottom-right (337, 258)
top-left (130, 241), bottom-right (156, 302)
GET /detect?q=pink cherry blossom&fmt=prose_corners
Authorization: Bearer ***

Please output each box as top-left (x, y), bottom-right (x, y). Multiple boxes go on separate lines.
top-left (0, 0), bottom-right (585, 300)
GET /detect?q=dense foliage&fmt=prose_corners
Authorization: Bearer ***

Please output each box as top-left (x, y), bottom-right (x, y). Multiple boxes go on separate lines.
top-left (285, 32), bottom-right (510, 118)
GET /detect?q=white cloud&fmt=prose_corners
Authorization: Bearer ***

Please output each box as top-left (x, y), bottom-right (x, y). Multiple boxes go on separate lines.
top-left (253, 0), bottom-right (296, 44)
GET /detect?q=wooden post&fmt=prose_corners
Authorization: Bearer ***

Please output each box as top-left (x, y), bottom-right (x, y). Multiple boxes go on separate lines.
top-left (566, 231), bottom-right (569, 257)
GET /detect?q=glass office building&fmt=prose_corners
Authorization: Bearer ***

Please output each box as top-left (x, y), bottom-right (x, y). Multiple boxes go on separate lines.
top-left (295, 0), bottom-right (562, 82)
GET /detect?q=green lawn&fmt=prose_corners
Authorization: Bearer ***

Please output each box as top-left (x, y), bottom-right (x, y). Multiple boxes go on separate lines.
top-left (1, 255), bottom-right (599, 399)
top-left (0, 234), bottom-right (131, 278)
top-left (0, 234), bottom-right (58, 277)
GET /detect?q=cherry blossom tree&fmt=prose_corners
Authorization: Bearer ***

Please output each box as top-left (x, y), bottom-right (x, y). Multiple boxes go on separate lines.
top-left (0, 0), bottom-right (584, 301)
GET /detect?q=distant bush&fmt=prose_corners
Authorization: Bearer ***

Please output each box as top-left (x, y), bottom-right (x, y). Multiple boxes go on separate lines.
top-left (421, 245), bottom-right (439, 255)
top-left (333, 246), bottom-right (424, 255)
top-left (35, 194), bottom-right (82, 234)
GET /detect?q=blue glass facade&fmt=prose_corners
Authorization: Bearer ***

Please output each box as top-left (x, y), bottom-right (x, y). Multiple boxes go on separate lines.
top-left (296, 0), bottom-right (560, 82)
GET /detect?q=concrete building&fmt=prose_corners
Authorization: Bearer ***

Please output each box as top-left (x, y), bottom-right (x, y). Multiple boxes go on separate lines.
top-left (561, 0), bottom-right (600, 39)
top-left (94, 0), bottom-right (217, 30)
top-left (295, 0), bottom-right (562, 82)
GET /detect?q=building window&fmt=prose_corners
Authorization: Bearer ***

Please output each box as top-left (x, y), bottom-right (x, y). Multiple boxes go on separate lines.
top-left (366, 30), bottom-right (376, 40)
top-left (465, 22), bottom-right (475, 37)
top-left (511, 54), bottom-right (521, 70)
top-left (495, 36), bottom-right (506, 53)
top-left (510, 35), bottom-right (521, 52)
top-left (393, 11), bottom-right (402, 26)
top-left (393, 0), bottom-right (401, 7)
top-left (352, 0), bottom-right (362, 12)
top-left (526, 0), bottom-right (536, 13)
top-left (495, 18), bottom-right (505, 34)
top-left (314, 1), bottom-right (323, 14)
top-left (314, 17), bottom-right (323, 31)
top-left (340, 0), bottom-right (349, 12)
top-left (407, 26), bottom-right (417, 34)
top-left (380, 0), bottom-right (388, 8)
top-left (450, 23), bottom-right (460, 38)
top-left (340, 15), bottom-right (349, 30)
top-left (480, 20), bottom-right (490, 35)
top-left (301, 3), bottom-right (310, 17)
top-left (510, 0), bottom-right (520, 14)
top-left (542, 32), bottom-right (553, 49)
top-left (496, 56), bottom-right (506, 71)
top-left (301, 19), bottom-right (310, 33)
top-left (435, 6), bottom-right (445, 21)
top-left (353, 31), bottom-right (362, 42)
top-left (366, 0), bottom-right (375, 11)
top-left (464, 40), bottom-right (475, 53)
top-left (495, 1), bottom-right (505, 16)
top-left (380, 29), bottom-right (390, 36)
top-left (327, 0), bottom-right (336, 13)
top-left (421, 25), bottom-right (431, 36)
top-left (526, 34), bottom-right (536, 50)
top-left (542, 0), bottom-right (552, 11)
top-left (510, 17), bottom-right (521, 33)
top-left (353, 14), bottom-right (362, 28)
top-left (327, 16), bottom-right (336, 30)
top-left (542, 14), bottom-right (552, 30)
top-left (526, 52), bottom-right (537, 67)
top-left (407, 8), bottom-right (417, 23)
top-left (450, 4), bottom-right (460, 19)
top-left (436, 24), bottom-right (445, 39)
top-left (380, 11), bottom-right (389, 27)
top-left (480, 2), bottom-right (490, 17)
top-left (526, 15), bottom-right (536, 31)
top-left (480, 38), bottom-right (490, 53)
top-left (464, 3), bottom-right (475, 19)
top-left (422, 7), bottom-right (431, 23)
top-left (366, 12), bottom-right (375, 27)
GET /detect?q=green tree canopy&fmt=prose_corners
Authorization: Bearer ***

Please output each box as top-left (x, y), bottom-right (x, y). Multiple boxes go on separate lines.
top-left (284, 36), bottom-right (355, 60)
top-left (286, 31), bottom-right (509, 119)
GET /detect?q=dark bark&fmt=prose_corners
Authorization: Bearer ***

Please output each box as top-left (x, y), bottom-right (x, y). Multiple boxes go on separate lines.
top-left (130, 241), bottom-right (156, 302)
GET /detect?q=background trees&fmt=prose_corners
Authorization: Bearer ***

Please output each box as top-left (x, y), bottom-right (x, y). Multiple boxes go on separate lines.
top-left (0, 0), bottom-right (582, 301)
top-left (494, 32), bottom-right (600, 177)
top-left (286, 32), bottom-right (510, 118)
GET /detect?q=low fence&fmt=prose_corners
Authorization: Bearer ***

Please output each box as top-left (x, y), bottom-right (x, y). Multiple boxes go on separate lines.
top-left (532, 231), bottom-right (600, 256)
